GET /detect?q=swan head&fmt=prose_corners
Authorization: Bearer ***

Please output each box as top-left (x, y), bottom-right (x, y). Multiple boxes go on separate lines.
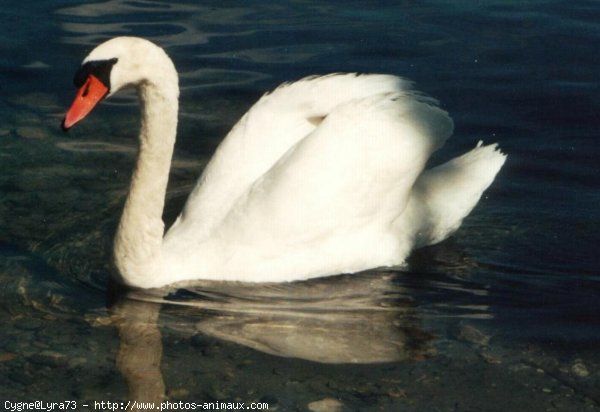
top-left (62, 37), bottom-right (177, 130)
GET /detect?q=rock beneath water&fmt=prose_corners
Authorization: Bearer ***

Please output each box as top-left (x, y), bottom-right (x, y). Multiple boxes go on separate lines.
top-left (0, 353), bottom-right (17, 362)
top-left (16, 126), bottom-right (48, 140)
top-left (28, 350), bottom-right (68, 367)
top-left (69, 357), bottom-right (87, 369)
top-left (206, 383), bottom-right (229, 401)
top-left (258, 395), bottom-right (278, 407)
top-left (456, 323), bottom-right (490, 346)
top-left (480, 349), bottom-right (502, 364)
top-left (571, 361), bottom-right (590, 378)
top-left (167, 388), bottom-right (190, 398)
top-left (9, 370), bottom-right (34, 385)
top-left (15, 318), bottom-right (44, 331)
top-left (308, 398), bottom-right (344, 412)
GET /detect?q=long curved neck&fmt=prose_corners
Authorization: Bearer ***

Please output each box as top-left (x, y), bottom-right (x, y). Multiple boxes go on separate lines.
top-left (113, 80), bottom-right (179, 288)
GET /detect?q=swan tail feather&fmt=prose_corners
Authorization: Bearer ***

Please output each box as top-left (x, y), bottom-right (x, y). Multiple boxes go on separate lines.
top-left (404, 141), bottom-right (507, 247)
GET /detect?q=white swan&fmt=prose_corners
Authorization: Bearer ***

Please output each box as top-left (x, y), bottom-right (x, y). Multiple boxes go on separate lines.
top-left (62, 37), bottom-right (506, 289)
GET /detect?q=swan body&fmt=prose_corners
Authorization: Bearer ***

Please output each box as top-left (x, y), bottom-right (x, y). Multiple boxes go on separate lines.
top-left (63, 37), bottom-right (506, 289)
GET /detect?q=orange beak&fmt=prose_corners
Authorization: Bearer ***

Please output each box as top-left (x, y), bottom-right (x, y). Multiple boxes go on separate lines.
top-left (62, 74), bottom-right (109, 130)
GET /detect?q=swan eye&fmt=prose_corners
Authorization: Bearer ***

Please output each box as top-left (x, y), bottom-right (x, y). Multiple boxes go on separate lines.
top-left (73, 57), bottom-right (118, 90)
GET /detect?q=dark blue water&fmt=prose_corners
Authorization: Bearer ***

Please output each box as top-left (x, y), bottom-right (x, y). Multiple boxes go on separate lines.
top-left (1, 1), bottom-right (599, 410)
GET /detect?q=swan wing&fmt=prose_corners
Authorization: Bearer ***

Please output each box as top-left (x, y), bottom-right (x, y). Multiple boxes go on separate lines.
top-left (165, 74), bottom-right (412, 243)
top-left (204, 90), bottom-right (454, 280)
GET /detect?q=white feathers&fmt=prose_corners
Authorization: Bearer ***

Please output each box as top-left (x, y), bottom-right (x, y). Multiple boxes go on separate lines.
top-left (78, 37), bottom-right (506, 288)
top-left (161, 74), bottom-right (504, 284)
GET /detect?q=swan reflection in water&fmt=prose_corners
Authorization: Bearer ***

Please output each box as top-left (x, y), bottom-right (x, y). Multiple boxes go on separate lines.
top-left (108, 272), bottom-right (435, 404)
